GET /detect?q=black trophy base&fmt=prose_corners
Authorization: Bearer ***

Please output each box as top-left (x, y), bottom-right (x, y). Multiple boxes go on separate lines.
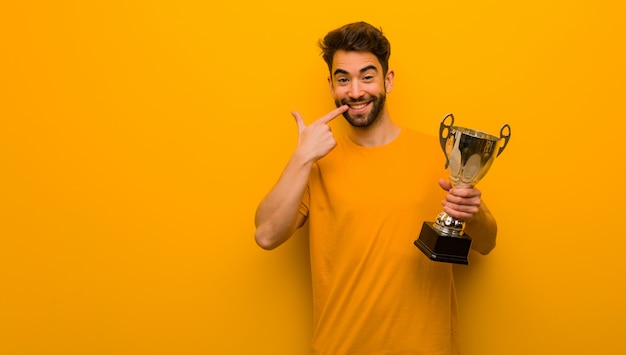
top-left (414, 222), bottom-right (472, 265)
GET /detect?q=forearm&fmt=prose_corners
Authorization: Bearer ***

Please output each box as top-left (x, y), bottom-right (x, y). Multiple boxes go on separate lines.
top-left (254, 153), bottom-right (312, 250)
top-left (464, 201), bottom-right (497, 255)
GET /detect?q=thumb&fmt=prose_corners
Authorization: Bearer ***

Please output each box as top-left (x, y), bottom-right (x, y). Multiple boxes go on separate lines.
top-left (291, 111), bottom-right (306, 133)
top-left (438, 178), bottom-right (452, 192)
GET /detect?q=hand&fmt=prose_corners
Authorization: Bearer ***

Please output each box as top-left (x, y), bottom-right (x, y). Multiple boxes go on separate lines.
top-left (292, 105), bottom-right (348, 164)
top-left (438, 178), bottom-right (482, 221)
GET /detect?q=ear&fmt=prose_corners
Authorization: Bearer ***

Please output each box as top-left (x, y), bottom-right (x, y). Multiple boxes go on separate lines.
top-left (328, 76), bottom-right (336, 98)
top-left (385, 69), bottom-right (395, 93)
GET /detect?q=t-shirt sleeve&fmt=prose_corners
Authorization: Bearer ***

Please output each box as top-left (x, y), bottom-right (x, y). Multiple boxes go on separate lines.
top-left (298, 182), bottom-right (310, 217)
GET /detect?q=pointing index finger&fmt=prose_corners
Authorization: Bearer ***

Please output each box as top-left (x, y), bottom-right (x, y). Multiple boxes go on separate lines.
top-left (315, 105), bottom-right (349, 125)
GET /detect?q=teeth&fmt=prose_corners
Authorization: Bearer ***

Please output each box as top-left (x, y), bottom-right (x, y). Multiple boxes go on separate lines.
top-left (351, 103), bottom-right (367, 109)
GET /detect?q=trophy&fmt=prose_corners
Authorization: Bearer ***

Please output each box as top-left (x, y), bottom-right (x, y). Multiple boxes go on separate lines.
top-left (414, 113), bottom-right (511, 265)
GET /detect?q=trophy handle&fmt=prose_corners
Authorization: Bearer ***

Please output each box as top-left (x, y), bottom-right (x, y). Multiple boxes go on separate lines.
top-left (439, 113), bottom-right (454, 169)
top-left (497, 124), bottom-right (511, 157)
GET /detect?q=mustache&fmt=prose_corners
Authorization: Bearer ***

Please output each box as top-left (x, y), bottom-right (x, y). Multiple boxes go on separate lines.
top-left (340, 96), bottom-right (376, 105)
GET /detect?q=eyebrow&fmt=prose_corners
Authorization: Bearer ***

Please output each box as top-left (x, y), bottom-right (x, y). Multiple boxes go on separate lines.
top-left (333, 65), bottom-right (379, 77)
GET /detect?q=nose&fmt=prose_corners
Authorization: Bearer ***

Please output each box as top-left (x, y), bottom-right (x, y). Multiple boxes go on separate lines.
top-left (348, 81), bottom-right (363, 99)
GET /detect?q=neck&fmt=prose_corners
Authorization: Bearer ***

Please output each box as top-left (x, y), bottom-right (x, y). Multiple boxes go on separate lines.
top-left (347, 109), bottom-right (401, 147)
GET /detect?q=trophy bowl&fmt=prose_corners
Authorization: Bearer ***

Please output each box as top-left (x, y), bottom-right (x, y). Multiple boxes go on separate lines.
top-left (414, 113), bottom-right (511, 265)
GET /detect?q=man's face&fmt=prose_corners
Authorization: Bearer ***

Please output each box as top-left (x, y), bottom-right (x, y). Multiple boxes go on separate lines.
top-left (329, 50), bottom-right (393, 128)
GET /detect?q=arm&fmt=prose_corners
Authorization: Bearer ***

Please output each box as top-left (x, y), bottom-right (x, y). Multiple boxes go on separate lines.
top-left (254, 106), bottom-right (348, 250)
top-left (254, 152), bottom-right (312, 250)
top-left (438, 179), bottom-right (497, 255)
top-left (463, 201), bottom-right (497, 255)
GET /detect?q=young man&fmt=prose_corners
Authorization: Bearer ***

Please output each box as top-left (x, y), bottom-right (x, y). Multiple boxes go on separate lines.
top-left (255, 22), bottom-right (497, 355)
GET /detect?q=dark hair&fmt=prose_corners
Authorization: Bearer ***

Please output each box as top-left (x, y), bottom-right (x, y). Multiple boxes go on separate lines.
top-left (318, 22), bottom-right (391, 76)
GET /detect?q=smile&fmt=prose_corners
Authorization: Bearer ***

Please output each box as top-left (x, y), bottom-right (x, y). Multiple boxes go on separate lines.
top-left (349, 102), bottom-right (369, 110)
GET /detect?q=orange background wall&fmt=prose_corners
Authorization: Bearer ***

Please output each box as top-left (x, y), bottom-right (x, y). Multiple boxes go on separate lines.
top-left (1, 1), bottom-right (625, 354)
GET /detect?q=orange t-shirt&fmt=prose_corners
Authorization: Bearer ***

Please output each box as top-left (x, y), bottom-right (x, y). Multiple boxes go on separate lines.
top-left (300, 128), bottom-right (460, 355)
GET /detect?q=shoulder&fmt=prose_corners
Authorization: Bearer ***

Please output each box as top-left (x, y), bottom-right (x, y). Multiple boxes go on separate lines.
top-left (397, 127), bottom-right (447, 172)
top-left (398, 127), bottom-right (439, 150)
top-left (401, 127), bottom-right (434, 139)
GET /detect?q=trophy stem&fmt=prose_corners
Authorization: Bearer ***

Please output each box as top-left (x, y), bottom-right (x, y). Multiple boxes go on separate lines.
top-left (433, 211), bottom-right (464, 237)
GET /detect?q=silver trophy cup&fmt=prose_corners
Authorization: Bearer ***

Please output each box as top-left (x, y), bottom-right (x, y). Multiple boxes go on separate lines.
top-left (414, 113), bottom-right (511, 264)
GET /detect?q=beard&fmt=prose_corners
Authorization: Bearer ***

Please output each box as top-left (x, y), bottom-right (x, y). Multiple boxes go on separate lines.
top-left (335, 92), bottom-right (386, 128)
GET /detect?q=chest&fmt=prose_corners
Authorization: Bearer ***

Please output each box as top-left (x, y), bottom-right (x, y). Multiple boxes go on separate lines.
top-left (311, 149), bottom-right (440, 215)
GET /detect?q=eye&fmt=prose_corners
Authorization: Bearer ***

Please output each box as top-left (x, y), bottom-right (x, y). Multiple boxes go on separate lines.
top-left (337, 77), bottom-right (349, 85)
top-left (363, 74), bottom-right (374, 81)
